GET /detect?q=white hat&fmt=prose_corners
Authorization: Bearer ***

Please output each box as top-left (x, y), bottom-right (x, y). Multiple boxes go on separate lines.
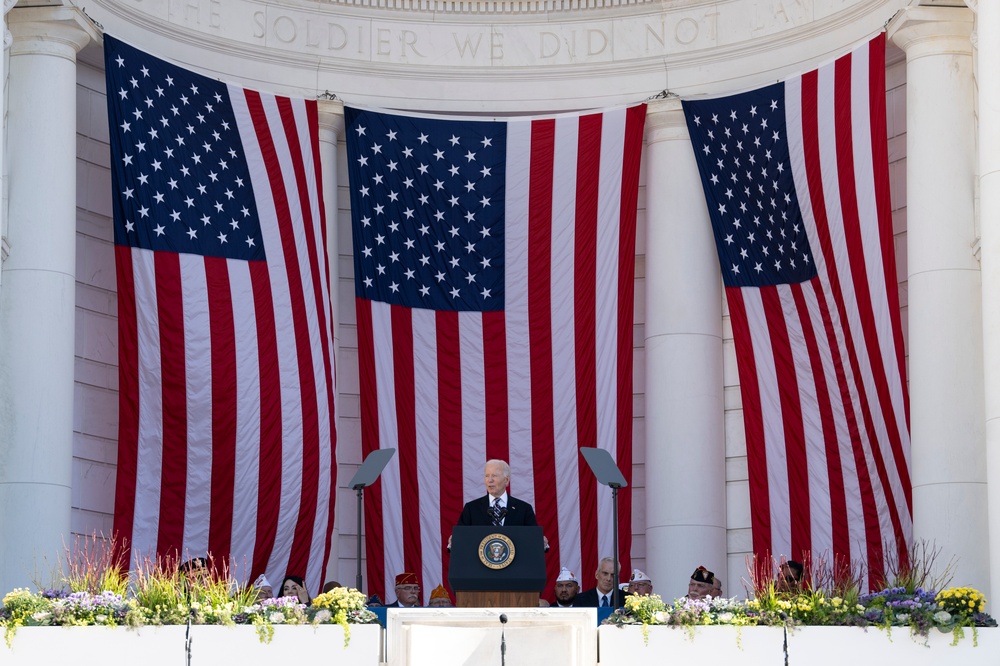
top-left (253, 573), bottom-right (271, 589)
top-left (555, 567), bottom-right (578, 583)
top-left (629, 569), bottom-right (651, 583)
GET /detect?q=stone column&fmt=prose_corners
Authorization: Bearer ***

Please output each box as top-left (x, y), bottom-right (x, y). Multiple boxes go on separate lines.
top-left (889, 7), bottom-right (988, 592)
top-left (975, 0), bottom-right (1000, 607)
top-left (0, 0), bottom-right (17, 282)
top-left (317, 99), bottom-right (345, 586)
top-left (643, 99), bottom-right (727, 601)
top-left (0, 7), bottom-right (96, 595)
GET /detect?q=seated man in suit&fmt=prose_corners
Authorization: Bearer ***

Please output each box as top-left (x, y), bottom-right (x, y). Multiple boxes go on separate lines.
top-left (449, 459), bottom-right (549, 550)
top-left (574, 556), bottom-right (625, 608)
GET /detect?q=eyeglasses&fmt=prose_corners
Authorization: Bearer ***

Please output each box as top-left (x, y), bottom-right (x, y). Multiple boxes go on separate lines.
top-left (398, 585), bottom-right (420, 592)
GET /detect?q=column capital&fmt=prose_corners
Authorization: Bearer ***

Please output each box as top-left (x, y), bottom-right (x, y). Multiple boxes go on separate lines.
top-left (644, 97), bottom-right (687, 145)
top-left (888, 6), bottom-right (974, 59)
top-left (8, 6), bottom-right (99, 59)
top-left (317, 99), bottom-right (346, 139)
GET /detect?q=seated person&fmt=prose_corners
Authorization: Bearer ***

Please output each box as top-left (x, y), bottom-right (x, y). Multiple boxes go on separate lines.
top-left (428, 584), bottom-right (452, 607)
top-left (552, 567), bottom-right (580, 608)
top-left (322, 580), bottom-right (342, 594)
top-left (179, 556), bottom-right (209, 596)
top-left (180, 557), bottom-right (208, 583)
top-left (387, 572), bottom-right (422, 607)
top-left (627, 569), bottom-right (653, 596)
top-left (687, 566), bottom-right (715, 600)
top-left (776, 560), bottom-right (804, 593)
top-left (280, 575), bottom-right (311, 604)
top-left (573, 557), bottom-right (625, 608)
top-left (712, 576), bottom-right (723, 598)
top-left (252, 573), bottom-right (273, 601)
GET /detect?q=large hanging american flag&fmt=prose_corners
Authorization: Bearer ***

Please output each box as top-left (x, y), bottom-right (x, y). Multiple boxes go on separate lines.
top-left (106, 35), bottom-right (337, 594)
top-left (682, 34), bottom-right (911, 586)
top-left (346, 105), bottom-right (645, 602)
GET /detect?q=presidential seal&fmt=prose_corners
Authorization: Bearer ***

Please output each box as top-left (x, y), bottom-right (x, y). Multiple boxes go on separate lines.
top-left (478, 533), bottom-right (516, 569)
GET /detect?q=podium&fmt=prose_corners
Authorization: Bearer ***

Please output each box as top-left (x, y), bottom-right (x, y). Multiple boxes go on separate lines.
top-left (448, 526), bottom-right (547, 608)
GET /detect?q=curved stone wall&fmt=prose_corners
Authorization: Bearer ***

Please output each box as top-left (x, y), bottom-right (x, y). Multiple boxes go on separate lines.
top-left (83, 0), bottom-right (904, 110)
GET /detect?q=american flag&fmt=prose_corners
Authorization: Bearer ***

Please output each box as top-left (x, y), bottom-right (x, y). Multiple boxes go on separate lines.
top-left (105, 35), bottom-right (337, 595)
top-left (346, 105), bottom-right (645, 602)
top-left (682, 34), bottom-right (911, 585)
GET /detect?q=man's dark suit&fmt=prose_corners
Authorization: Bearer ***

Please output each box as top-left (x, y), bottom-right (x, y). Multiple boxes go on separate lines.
top-left (573, 586), bottom-right (625, 608)
top-left (456, 495), bottom-right (537, 526)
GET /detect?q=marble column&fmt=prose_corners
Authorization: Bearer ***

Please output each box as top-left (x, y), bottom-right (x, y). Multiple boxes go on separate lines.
top-left (889, 6), bottom-right (988, 592)
top-left (643, 99), bottom-right (727, 601)
top-left (317, 99), bottom-right (345, 586)
top-left (0, 7), bottom-right (96, 595)
top-left (0, 0), bottom-right (17, 278)
top-left (974, 0), bottom-right (1000, 607)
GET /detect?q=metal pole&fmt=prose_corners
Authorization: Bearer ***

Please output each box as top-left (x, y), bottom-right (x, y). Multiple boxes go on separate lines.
top-left (356, 487), bottom-right (364, 591)
top-left (612, 484), bottom-right (620, 608)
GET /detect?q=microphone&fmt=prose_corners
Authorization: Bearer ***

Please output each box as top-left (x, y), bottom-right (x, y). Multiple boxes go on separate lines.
top-left (499, 613), bottom-right (507, 666)
top-left (498, 508), bottom-right (508, 523)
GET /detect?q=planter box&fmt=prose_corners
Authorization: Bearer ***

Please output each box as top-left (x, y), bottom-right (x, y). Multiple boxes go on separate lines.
top-left (597, 625), bottom-right (999, 665)
top-left (598, 625), bottom-right (786, 663)
top-left (1, 624), bottom-right (383, 666)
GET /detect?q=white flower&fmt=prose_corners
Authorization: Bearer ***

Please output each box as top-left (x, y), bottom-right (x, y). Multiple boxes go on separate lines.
top-left (314, 609), bottom-right (332, 623)
top-left (933, 611), bottom-right (952, 624)
top-left (269, 612), bottom-right (285, 624)
top-left (895, 613), bottom-right (909, 624)
top-left (717, 612), bottom-right (734, 623)
top-left (653, 611), bottom-right (669, 624)
top-left (95, 614), bottom-right (108, 624)
top-left (31, 612), bottom-right (51, 622)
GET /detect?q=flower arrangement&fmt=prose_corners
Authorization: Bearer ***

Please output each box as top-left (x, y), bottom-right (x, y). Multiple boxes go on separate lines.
top-left (309, 587), bottom-right (379, 646)
top-left (0, 588), bottom-right (143, 646)
top-left (604, 545), bottom-right (997, 646)
top-left (605, 587), bottom-right (995, 643)
top-left (0, 536), bottom-right (378, 647)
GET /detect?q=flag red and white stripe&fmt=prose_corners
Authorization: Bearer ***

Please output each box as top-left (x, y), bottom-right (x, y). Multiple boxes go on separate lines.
top-left (683, 35), bottom-right (911, 586)
top-left (348, 105), bottom-right (645, 602)
top-left (107, 36), bottom-right (337, 595)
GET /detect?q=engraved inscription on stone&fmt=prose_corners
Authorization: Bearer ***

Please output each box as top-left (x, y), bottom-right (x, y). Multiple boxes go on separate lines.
top-left (111, 0), bottom-right (854, 68)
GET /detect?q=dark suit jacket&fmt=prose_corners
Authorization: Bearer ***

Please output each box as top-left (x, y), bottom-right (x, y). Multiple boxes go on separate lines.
top-left (573, 586), bottom-right (625, 609)
top-left (385, 600), bottom-right (421, 608)
top-left (457, 494), bottom-right (537, 527)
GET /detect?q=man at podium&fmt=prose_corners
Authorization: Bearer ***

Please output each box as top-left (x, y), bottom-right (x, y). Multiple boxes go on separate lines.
top-left (457, 459), bottom-right (538, 527)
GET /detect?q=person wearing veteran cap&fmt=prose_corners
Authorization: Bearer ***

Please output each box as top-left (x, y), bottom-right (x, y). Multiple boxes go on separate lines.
top-left (252, 573), bottom-right (273, 601)
top-left (552, 567), bottom-right (581, 607)
top-left (428, 584), bottom-right (453, 607)
top-left (627, 569), bottom-right (653, 597)
top-left (387, 572), bottom-right (422, 607)
top-left (687, 566), bottom-right (716, 600)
